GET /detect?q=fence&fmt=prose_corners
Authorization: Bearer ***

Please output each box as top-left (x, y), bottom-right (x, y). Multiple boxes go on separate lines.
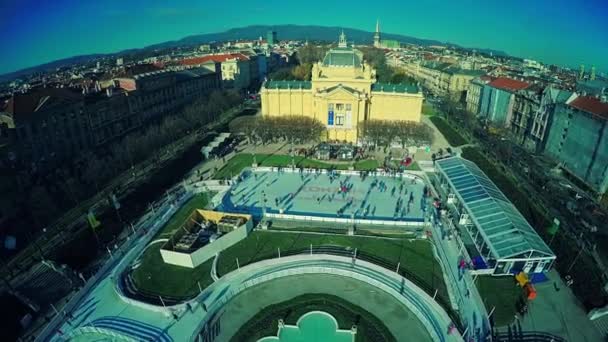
top-left (189, 255), bottom-right (460, 342)
top-left (35, 186), bottom-right (192, 341)
top-left (263, 212), bottom-right (422, 227)
top-left (212, 245), bottom-right (462, 333)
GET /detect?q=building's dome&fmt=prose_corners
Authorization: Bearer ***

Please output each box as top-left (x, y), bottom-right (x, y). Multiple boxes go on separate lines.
top-left (322, 48), bottom-right (362, 67)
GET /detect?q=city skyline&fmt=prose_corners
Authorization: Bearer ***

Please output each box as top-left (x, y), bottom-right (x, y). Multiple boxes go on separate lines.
top-left (1, 0), bottom-right (607, 76)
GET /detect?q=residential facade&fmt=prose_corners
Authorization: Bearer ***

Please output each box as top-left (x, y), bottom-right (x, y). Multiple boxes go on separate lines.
top-left (7, 67), bottom-right (221, 166)
top-left (438, 66), bottom-right (485, 102)
top-left (466, 77), bottom-right (493, 114)
top-left (180, 53), bottom-right (252, 89)
top-left (261, 32), bottom-right (423, 143)
top-left (522, 87), bottom-right (574, 152)
top-left (510, 85), bottom-right (543, 150)
top-left (401, 61), bottom-right (483, 101)
top-left (7, 88), bottom-right (89, 164)
top-left (479, 77), bottom-right (530, 127)
top-left (544, 95), bottom-right (608, 195)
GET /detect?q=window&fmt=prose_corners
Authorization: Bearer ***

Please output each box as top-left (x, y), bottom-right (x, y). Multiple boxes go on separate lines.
top-left (336, 103), bottom-right (344, 111)
top-left (328, 103), bottom-right (334, 112)
top-left (345, 104), bottom-right (352, 111)
top-left (336, 114), bottom-right (345, 126)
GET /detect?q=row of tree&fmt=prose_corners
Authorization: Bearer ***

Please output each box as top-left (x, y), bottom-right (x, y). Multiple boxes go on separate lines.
top-left (268, 63), bottom-right (313, 81)
top-left (24, 90), bottom-right (243, 226)
top-left (230, 115), bottom-right (434, 150)
top-left (360, 119), bottom-right (434, 148)
top-left (229, 115), bottom-right (325, 145)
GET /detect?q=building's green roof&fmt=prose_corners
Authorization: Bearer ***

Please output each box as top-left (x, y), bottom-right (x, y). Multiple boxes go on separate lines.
top-left (371, 82), bottom-right (419, 94)
top-left (264, 80), bottom-right (312, 90)
top-left (322, 49), bottom-right (362, 67)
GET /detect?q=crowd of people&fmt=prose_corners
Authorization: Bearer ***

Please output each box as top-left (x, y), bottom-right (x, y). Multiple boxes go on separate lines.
top-left (229, 167), bottom-right (428, 220)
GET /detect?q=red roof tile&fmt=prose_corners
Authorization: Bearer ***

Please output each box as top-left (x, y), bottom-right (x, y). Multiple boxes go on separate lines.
top-left (180, 53), bottom-right (249, 66)
top-left (569, 96), bottom-right (608, 119)
top-left (489, 77), bottom-right (530, 92)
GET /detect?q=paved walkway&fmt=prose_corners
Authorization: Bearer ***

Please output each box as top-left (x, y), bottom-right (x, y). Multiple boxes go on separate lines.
top-left (426, 177), bottom-right (491, 341)
top-left (215, 274), bottom-right (433, 342)
top-left (518, 270), bottom-right (602, 341)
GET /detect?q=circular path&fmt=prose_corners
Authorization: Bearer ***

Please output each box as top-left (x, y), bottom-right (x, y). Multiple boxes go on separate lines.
top-left (215, 273), bottom-right (433, 342)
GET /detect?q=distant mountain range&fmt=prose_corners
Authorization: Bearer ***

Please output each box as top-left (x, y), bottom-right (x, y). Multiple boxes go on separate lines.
top-left (0, 24), bottom-right (508, 83)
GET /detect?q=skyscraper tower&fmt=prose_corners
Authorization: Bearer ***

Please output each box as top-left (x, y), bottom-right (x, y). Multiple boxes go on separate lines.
top-left (579, 64), bottom-right (585, 80)
top-left (373, 19), bottom-right (381, 48)
top-left (591, 66), bottom-right (596, 81)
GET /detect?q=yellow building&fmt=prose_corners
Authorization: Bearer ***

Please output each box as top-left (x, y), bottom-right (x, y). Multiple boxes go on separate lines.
top-left (401, 61), bottom-right (484, 101)
top-left (261, 32), bottom-right (423, 143)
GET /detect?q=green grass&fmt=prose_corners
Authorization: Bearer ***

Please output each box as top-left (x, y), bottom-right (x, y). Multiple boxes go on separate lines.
top-left (130, 193), bottom-right (212, 299)
top-left (476, 276), bottom-right (521, 327)
top-left (429, 116), bottom-right (468, 147)
top-left (404, 160), bottom-right (421, 171)
top-left (131, 241), bottom-right (214, 299)
top-left (217, 231), bottom-right (447, 301)
top-left (156, 193), bottom-right (209, 239)
top-left (422, 103), bottom-right (439, 116)
top-left (214, 153), bottom-right (379, 179)
top-left (353, 159), bottom-right (379, 171)
top-left (132, 230), bottom-right (447, 302)
top-left (231, 294), bottom-right (395, 342)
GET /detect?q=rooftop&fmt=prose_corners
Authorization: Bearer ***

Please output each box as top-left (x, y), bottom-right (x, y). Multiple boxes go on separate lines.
top-left (180, 53), bottom-right (249, 66)
top-left (6, 87), bottom-right (83, 117)
top-left (569, 95), bottom-right (608, 119)
top-left (322, 46), bottom-right (362, 67)
top-left (488, 77), bottom-right (530, 92)
top-left (371, 82), bottom-right (419, 94)
top-left (435, 157), bottom-right (555, 260)
top-left (443, 66), bottom-right (485, 77)
top-left (264, 80), bottom-right (312, 90)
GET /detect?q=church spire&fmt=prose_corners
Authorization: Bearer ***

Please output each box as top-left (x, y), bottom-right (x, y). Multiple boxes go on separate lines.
top-left (373, 19), bottom-right (381, 48)
top-left (338, 29), bottom-right (347, 48)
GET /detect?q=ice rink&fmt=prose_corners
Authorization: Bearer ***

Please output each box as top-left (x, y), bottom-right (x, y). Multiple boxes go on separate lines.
top-left (220, 168), bottom-right (428, 222)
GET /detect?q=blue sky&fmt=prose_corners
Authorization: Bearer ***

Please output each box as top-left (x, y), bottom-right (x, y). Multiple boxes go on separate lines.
top-left (1, 0), bottom-right (607, 75)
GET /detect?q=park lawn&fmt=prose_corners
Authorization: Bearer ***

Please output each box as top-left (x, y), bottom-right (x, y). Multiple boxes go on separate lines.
top-left (214, 153), bottom-right (380, 178)
top-left (131, 241), bottom-right (214, 299)
top-left (130, 230), bottom-right (447, 303)
top-left (429, 116), bottom-right (468, 147)
top-left (156, 193), bottom-right (209, 239)
top-left (422, 103), bottom-right (438, 116)
top-left (403, 160), bottom-right (421, 171)
top-left (353, 159), bottom-right (379, 171)
top-left (476, 276), bottom-right (521, 327)
top-left (216, 231), bottom-right (447, 301)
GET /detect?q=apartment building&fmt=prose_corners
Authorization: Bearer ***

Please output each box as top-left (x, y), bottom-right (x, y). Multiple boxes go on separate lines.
top-left (6, 67), bottom-right (221, 167)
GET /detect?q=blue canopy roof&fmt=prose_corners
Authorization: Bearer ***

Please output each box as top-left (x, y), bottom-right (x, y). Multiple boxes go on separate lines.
top-left (436, 157), bottom-right (555, 260)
